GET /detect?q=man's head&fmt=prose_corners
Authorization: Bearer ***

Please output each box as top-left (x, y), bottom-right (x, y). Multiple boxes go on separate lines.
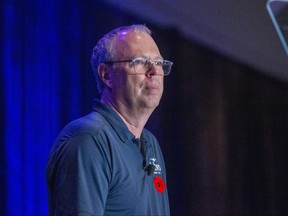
top-left (91, 24), bottom-right (172, 113)
top-left (91, 25), bottom-right (152, 95)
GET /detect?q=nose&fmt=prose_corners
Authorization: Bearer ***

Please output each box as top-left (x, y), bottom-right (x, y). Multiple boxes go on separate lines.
top-left (146, 63), bottom-right (160, 77)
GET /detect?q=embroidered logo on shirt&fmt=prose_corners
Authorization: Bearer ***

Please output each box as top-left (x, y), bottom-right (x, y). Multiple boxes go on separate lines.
top-left (148, 157), bottom-right (161, 175)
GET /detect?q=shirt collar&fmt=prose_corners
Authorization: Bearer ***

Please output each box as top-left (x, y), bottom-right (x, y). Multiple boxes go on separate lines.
top-left (93, 100), bottom-right (136, 142)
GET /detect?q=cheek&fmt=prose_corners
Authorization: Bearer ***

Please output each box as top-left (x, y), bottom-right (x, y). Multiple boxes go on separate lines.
top-left (127, 77), bottom-right (142, 93)
top-left (111, 72), bottom-right (127, 89)
top-left (112, 74), bottom-right (140, 98)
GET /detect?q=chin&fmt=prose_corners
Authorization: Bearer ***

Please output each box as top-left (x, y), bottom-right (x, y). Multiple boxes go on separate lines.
top-left (144, 99), bottom-right (160, 109)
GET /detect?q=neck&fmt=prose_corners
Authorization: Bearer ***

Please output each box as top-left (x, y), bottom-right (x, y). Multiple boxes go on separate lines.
top-left (101, 96), bottom-right (153, 138)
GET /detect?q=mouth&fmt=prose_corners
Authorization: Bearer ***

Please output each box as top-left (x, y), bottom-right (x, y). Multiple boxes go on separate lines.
top-left (144, 80), bottom-right (162, 94)
top-left (145, 86), bottom-right (161, 95)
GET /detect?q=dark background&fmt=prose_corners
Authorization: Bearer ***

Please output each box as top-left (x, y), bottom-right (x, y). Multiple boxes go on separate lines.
top-left (1, 0), bottom-right (288, 215)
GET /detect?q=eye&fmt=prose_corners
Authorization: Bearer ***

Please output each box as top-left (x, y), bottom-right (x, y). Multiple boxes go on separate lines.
top-left (155, 60), bottom-right (164, 67)
top-left (132, 58), bottom-right (146, 65)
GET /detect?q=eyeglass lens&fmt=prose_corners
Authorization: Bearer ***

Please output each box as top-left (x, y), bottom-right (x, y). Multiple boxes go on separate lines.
top-left (133, 60), bottom-right (172, 75)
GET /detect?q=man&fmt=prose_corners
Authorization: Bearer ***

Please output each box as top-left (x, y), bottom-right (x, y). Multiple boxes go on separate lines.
top-left (46, 24), bottom-right (173, 215)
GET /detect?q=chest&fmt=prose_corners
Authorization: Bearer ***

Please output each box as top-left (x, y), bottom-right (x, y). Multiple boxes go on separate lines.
top-left (104, 139), bottom-right (167, 215)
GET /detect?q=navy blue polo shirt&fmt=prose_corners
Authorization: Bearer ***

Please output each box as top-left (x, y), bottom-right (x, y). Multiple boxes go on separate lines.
top-left (46, 100), bottom-right (170, 215)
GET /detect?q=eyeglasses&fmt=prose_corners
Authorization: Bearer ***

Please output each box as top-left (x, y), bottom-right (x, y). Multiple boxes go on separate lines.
top-left (103, 57), bottom-right (173, 76)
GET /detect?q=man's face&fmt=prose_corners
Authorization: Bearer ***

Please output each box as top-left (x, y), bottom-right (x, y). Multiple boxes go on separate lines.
top-left (109, 31), bottom-right (164, 112)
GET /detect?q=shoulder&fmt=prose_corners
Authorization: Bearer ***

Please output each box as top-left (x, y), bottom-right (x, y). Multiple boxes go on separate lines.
top-left (62, 112), bottom-right (108, 136)
top-left (50, 112), bottom-right (114, 156)
top-left (47, 112), bottom-right (114, 173)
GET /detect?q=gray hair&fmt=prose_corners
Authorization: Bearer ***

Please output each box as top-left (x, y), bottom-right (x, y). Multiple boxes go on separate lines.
top-left (91, 24), bottom-right (152, 96)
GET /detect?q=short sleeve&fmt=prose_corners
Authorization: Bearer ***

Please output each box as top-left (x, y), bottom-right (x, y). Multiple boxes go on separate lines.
top-left (51, 133), bottom-right (111, 215)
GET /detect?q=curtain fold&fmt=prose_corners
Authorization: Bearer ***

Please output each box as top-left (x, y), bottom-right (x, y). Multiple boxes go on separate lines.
top-left (3, 1), bottom-right (58, 214)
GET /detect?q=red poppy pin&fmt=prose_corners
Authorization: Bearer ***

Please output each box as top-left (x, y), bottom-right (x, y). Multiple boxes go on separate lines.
top-left (154, 176), bottom-right (165, 193)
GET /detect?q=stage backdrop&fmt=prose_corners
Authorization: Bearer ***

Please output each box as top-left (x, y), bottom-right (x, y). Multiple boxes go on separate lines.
top-left (1, 0), bottom-right (288, 215)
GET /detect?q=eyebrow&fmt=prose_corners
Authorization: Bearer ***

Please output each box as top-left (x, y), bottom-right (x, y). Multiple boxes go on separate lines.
top-left (140, 55), bottom-right (164, 60)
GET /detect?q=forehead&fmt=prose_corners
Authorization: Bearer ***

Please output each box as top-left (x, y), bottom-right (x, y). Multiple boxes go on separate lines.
top-left (113, 30), bottom-right (162, 59)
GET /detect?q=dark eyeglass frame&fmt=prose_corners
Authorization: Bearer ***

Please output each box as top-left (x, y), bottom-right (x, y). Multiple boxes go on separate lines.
top-left (103, 57), bottom-right (173, 76)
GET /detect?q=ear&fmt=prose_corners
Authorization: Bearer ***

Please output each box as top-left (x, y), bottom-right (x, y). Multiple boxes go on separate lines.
top-left (98, 63), bottom-right (112, 88)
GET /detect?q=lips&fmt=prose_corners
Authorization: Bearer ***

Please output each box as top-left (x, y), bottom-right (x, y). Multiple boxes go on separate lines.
top-left (146, 86), bottom-right (159, 90)
top-left (145, 86), bottom-right (160, 95)
top-left (145, 82), bottom-right (160, 91)
top-left (143, 80), bottom-right (162, 94)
